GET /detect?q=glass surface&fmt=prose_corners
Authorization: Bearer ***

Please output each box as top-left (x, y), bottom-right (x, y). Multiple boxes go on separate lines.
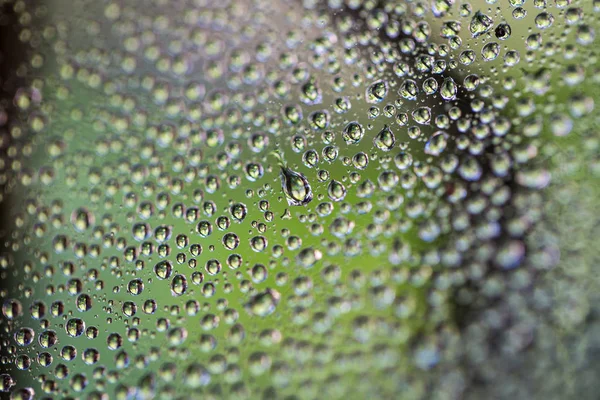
top-left (0, 0), bottom-right (598, 399)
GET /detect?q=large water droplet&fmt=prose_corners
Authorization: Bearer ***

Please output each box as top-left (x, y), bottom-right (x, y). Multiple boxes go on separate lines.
top-left (440, 77), bottom-right (457, 101)
top-left (424, 131), bottom-right (449, 156)
top-left (373, 125), bottom-right (396, 151)
top-left (280, 166), bottom-right (313, 206)
top-left (366, 79), bottom-right (388, 103)
top-left (246, 288), bottom-right (280, 317)
top-left (342, 121), bottom-right (365, 144)
top-left (469, 11), bottom-right (494, 37)
top-left (327, 180), bottom-right (347, 202)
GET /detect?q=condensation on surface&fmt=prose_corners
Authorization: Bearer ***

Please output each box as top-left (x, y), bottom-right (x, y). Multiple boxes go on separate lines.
top-left (0, 0), bottom-right (598, 399)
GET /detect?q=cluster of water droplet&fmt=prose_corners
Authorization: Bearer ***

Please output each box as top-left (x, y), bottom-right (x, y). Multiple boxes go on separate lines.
top-left (0, 0), bottom-right (597, 399)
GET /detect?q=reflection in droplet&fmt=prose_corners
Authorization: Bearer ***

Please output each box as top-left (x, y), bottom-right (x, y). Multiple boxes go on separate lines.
top-left (246, 288), bottom-right (280, 317)
top-left (280, 166), bottom-right (313, 206)
top-left (373, 125), bottom-right (396, 152)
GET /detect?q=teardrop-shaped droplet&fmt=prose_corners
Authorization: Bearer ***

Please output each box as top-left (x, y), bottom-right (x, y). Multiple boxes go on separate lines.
top-left (300, 78), bottom-right (322, 105)
top-left (280, 166), bottom-right (313, 206)
top-left (374, 125), bottom-right (396, 151)
top-left (440, 77), bottom-right (457, 101)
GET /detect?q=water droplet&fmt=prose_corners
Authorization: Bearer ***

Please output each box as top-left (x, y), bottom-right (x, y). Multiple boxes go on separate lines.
top-left (246, 288), bottom-right (280, 317)
top-left (495, 23), bottom-right (511, 40)
top-left (300, 78), bottom-right (322, 105)
top-left (0, 374), bottom-right (15, 392)
top-left (327, 180), bottom-right (347, 202)
top-left (154, 260), bottom-right (173, 280)
top-left (424, 131), bottom-right (449, 156)
top-left (366, 79), bottom-right (388, 103)
top-left (171, 274), bottom-right (188, 296)
top-left (440, 77), bottom-right (457, 101)
top-left (280, 166), bottom-right (313, 206)
top-left (230, 203), bottom-right (247, 222)
top-left (400, 79), bottom-right (419, 100)
top-left (342, 121), bottom-right (365, 144)
top-left (412, 107), bottom-right (431, 125)
top-left (374, 125), bottom-right (396, 151)
top-left (535, 12), bottom-right (554, 29)
top-left (470, 11), bottom-right (494, 37)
